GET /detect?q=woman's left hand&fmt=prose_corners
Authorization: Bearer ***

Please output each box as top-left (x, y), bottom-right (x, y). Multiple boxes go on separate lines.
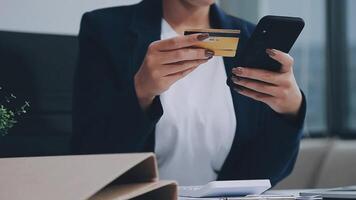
top-left (231, 49), bottom-right (302, 117)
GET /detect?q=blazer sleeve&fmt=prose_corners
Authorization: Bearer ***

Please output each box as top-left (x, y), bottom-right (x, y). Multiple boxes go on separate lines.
top-left (71, 13), bottom-right (163, 154)
top-left (218, 92), bottom-right (306, 186)
top-left (261, 92), bottom-right (307, 185)
top-left (235, 93), bottom-right (307, 186)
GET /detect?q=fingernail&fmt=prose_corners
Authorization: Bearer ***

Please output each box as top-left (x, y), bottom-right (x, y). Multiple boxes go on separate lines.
top-left (205, 49), bottom-right (215, 58)
top-left (197, 33), bottom-right (209, 41)
top-left (231, 76), bottom-right (241, 83)
top-left (234, 86), bottom-right (243, 92)
top-left (232, 67), bottom-right (243, 75)
top-left (266, 49), bottom-right (276, 57)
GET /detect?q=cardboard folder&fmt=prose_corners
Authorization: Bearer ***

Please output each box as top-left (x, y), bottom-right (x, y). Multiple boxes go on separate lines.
top-left (0, 153), bottom-right (177, 200)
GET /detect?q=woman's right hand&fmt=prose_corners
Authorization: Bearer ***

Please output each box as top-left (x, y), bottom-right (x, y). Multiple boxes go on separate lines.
top-left (134, 33), bottom-right (214, 110)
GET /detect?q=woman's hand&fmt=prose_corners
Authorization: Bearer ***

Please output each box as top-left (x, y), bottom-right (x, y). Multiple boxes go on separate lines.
top-left (134, 33), bottom-right (214, 110)
top-left (231, 49), bottom-right (302, 117)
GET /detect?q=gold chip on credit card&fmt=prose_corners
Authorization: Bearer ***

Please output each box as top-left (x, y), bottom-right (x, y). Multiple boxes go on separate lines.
top-left (184, 28), bottom-right (241, 57)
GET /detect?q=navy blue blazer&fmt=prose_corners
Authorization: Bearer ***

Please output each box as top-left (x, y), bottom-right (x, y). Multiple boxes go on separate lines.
top-left (72, 0), bottom-right (306, 186)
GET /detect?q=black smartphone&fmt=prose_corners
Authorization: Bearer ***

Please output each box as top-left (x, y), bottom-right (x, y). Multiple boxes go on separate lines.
top-left (239, 15), bottom-right (305, 71)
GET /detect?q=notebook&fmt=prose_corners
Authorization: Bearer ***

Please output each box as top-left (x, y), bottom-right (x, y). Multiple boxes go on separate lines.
top-left (0, 153), bottom-right (177, 200)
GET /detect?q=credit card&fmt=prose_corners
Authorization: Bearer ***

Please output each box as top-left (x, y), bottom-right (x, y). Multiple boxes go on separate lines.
top-left (184, 28), bottom-right (241, 57)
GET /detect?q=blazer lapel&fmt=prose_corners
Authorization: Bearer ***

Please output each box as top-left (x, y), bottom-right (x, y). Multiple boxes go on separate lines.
top-left (129, 0), bottom-right (163, 74)
top-left (210, 5), bottom-right (265, 180)
top-left (209, 4), bottom-right (248, 137)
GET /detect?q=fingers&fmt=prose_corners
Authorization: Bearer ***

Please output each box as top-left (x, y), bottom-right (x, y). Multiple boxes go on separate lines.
top-left (165, 65), bottom-right (198, 83)
top-left (163, 59), bottom-right (209, 75)
top-left (232, 67), bottom-right (282, 85)
top-left (266, 49), bottom-right (294, 72)
top-left (231, 49), bottom-right (301, 115)
top-left (153, 33), bottom-right (209, 51)
top-left (231, 76), bottom-right (279, 96)
top-left (233, 85), bottom-right (273, 104)
top-left (232, 49), bottom-right (295, 85)
top-left (159, 48), bottom-right (214, 64)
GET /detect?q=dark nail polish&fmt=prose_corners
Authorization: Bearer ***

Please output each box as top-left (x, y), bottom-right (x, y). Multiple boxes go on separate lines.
top-left (197, 33), bottom-right (209, 41)
top-left (266, 49), bottom-right (276, 56)
top-left (205, 49), bottom-right (215, 58)
top-left (231, 76), bottom-right (240, 83)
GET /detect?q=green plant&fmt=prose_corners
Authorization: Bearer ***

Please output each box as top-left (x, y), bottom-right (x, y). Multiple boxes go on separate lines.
top-left (0, 105), bottom-right (17, 135)
top-left (0, 86), bottom-right (29, 136)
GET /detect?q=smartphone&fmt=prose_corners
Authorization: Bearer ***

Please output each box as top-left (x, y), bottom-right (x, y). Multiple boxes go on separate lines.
top-left (239, 15), bottom-right (305, 71)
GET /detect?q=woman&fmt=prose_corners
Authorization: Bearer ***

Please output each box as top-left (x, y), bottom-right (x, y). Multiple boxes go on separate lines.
top-left (72, 0), bottom-right (306, 186)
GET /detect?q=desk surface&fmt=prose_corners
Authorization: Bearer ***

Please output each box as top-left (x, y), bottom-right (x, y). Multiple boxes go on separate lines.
top-left (265, 189), bottom-right (316, 196)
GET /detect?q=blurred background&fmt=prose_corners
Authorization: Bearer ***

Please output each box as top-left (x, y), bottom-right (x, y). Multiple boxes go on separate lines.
top-left (0, 0), bottom-right (355, 189)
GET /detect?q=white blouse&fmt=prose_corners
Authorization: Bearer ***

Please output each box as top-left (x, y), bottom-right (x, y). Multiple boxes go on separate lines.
top-left (155, 19), bottom-right (237, 186)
